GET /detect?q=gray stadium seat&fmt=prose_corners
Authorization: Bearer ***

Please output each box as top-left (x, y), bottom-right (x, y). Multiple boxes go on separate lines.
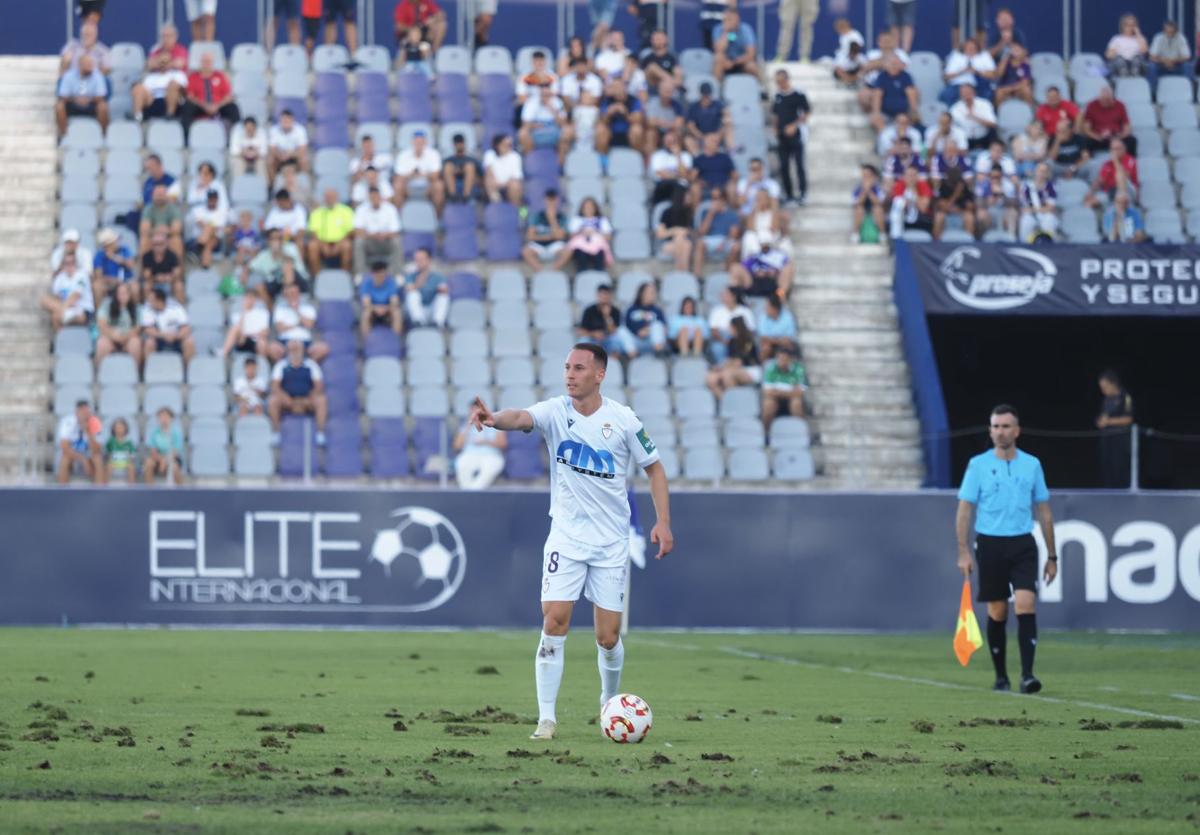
top-left (54, 384), bottom-right (92, 415)
top-left (366, 388), bottom-right (406, 417)
top-left (773, 448), bottom-right (815, 480)
top-left (492, 327), bottom-right (532, 358)
top-left (632, 388), bottom-right (672, 417)
top-left (192, 328), bottom-right (224, 357)
top-left (354, 45), bottom-right (391, 73)
top-left (684, 73), bottom-right (717, 102)
top-left (272, 72), bottom-right (308, 99)
top-left (1114, 77), bottom-right (1151, 104)
top-left (234, 445), bottom-right (274, 477)
top-left (60, 204), bottom-right (97, 233)
top-left (533, 300), bottom-right (573, 330)
top-left (230, 42), bottom-right (268, 74)
top-left (234, 414), bottom-right (271, 445)
top-left (1055, 178), bottom-right (1088, 208)
top-left (448, 299), bottom-right (486, 330)
top-left (54, 327), bottom-right (93, 356)
top-left (189, 119), bottom-right (227, 152)
top-left (144, 384), bottom-right (183, 415)
top-left (410, 386), bottom-right (450, 417)
top-left (616, 270), bottom-right (653, 305)
top-left (671, 358), bottom-right (708, 389)
top-left (356, 122), bottom-right (395, 151)
top-left (314, 148), bottom-right (351, 179)
top-left (680, 418), bottom-right (719, 448)
top-left (1029, 52), bottom-right (1064, 79)
top-left (397, 122), bottom-right (434, 150)
top-left (565, 148), bottom-right (603, 178)
top-left (407, 329), bottom-right (446, 358)
top-left (457, 386), bottom-right (494, 414)
top-left (365, 356), bottom-right (403, 388)
top-left (187, 356), bottom-right (225, 386)
top-left (54, 354), bottom-right (93, 385)
top-left (494, 357), bottom-right (535, 386)
top-left (188, 296), bottom-right (224, 330)
top-left (672, 386), bottom-right (714, 419)
top-left (724, 417), bottom-right (766, 449)
top-left (728, 448), bottom-right (769, 481)
top-left (565, 177), bottom-right (605, 206)
top-left (651, 446), bottom-right (681, 479)
top-left (1169, 129), bottom-right (1200, 158)
top-left (608, 148), bottom-right (645, 178)
top-left (531, 270), bottom-right (570, 301)
top-left (1072, 76), bottom-right (1107, 105)
top-left (536, 329), bottom-right (575, 359)
top-left (475, 45), bottom-right (514, 75)
top-left (997, 100), bottom-right (1033, 139)
top-left (1134, 129), bottom-right (1164, 158)
top-left (109, 41), bottom-right (146, 71)
top-left (450, 330), bottom-right (488, 358)
top-left (313, 44), bottom-right (350, 72)
top-left (190, 443), bottom-right (230, 477)
top-left (683, 447), bottom-right (723, 480)
top-left (628, 357), bottom-right (667, 387)
top-left (499, 385), bottom-right (538, 407)
top-left (1156, 75), bottom-right (1195, 104)
top-left (612, 202), bottom-right (649, 232)
top-left (515, 45), bottom-right (554, 76)
top-left (1138, 180), bottom-right (1178, 209)
top-left (438, 123), bottom-right (478, 156)
top-left (98, 384), bottom-right (136, 416)
top-left (144, 352), bottom-right (184, 385)
top-left (316, 270), bottom-right (354, 301)
top-left (1125, 102), bottom-right (1157, 130)
top-left (98, 354), bottom-right (138, 385)
top-left (231, 173), bottom-right (268, 204)
top-left (661, 271), bottom-right (700, 307)
top-left (679, 48), bottom-right (714, 77)
top-left (488, 268), bottom-right (527, 300)
top-left (490, 299), bottom-right (531, 329)
top-left (720, 387), bottom-right (760, 418)
top-left (769, 416), bottom-right (811, 448)
top-left (722, 75), bottom-right (761, 102)
top-left (613, 230), bottom-right (652, 260)
top-left (61, 174), bottom-right (99, 204)
top-left (62, 118), bottom-right (103, 150)
top-left (408, 358), bottom-right (448, 386)
top-left (188, 385), bottom-right (228, 417)
top-left (573, 270), bottom-right (611, 304)
top-left (146, 120), bottom-right (184, 152)
top-left (63, 148), bottom-right (100, 178)
top-left (435, 46), bottom-right (472, 75)
top-left (401, 200), bottom-right (438, 232)
top-left (1068, 52), bottom-right (1104, 81)
top-left (452, 357), bottom-right (492, 388)
top-left (271, 44), bottom-right (308, 74)
top-left (640, 414), bottom-right (677, 448)
top-left (1161, 103), bottom-right (1198, 132)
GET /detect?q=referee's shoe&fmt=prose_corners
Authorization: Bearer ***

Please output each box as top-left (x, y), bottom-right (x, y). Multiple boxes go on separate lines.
top-left (1020, 675), bottom-right (1042, 694)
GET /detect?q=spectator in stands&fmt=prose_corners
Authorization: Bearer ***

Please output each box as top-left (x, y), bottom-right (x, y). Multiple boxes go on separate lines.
top-left (392, 131), bottom-right (445, 211)
top-left (758, 294), bottom-right (798, 361)
top-left (560, 57), bottom-right (604, 147)
top-left (1150, 20), bottom-right (1191, 78)
top-left (393, 0), bottom-right (446, 52)
top-left (1079, 84), bottom-right (1135, 155)
top-left (522, 188), bottom-right (569, 269)
top-left (629, 0), bottom-right (666, 51)
top-left (994, 42), bottom-right (1033, 105)
top-left (268, 109), bottom-right (310, 183)
top-left (140, 184), bottom-right (184, 258)
top-left (249, 226), bottom-right (311, 299)
top-left (620, 52), bottom-right (649, 102)
top-left (577, 283), bottom-right (625, 357)
top-left (929, 139), bottom-right (970, 188)
top-left (351, 135), bottom-right (393, 183)
top-left (306, 187), bottom-right (354, 273)
top-left (43, 251), bottom-right (94, 332)
top-left (54, 53), bottom-right (108, 136)
top-left (104, 417), bottom-right (137, 484)
top-left (708, 285), bottom-right (755, 363)
top-left (555, 197), bottom-right (613, 272)
top-left (775, 0), bottom-right (819, 62)
top-left (519, 83), bottom-right (575, 164)
top-left (266, 0), bottom-right (301, 50)
top-left (221, 292), bottom-right (272, 358)
top-left (655, 189), bottom-right (695, 271)
top-left (353, 185), bottom-right (403, 273)
top-left (51, 228), bottom-right (94, 276)
top-left (706, 314), bottom-right (760, 396)
top-left (761, 344), bottom-right (807, 427)
top-left (184, 0), bottom-right (218, 41)
top-left (278, 157), bottom-right (313, 209)
top-left (886, 0), bottom-right (917, 52)
top-left (973, 138), bottom-right (1016, 185)
top-left (772, 69), bottom-right (811, 206)
top-left (76, 0), bottom-right (105, 26)
top-left (699, 0), bottom-right (733, 50)
top-left (851, 164), bottom-right (887, 244)
top-left (516, 50), bottom-right (559, 110)
top-left (270, 281), bottom-right (328, 361)
top-left (692, 188), bottom-right (740, 273)
top-left (360, 260), bottom-right (403, 337)
top-left (889, 164), bottom-right (934, 240)
top-left (1011, 120), bottom-right (1048, 177)
top-left (473, 0), bottom-right (495, 47)
top-left (987, 7), bottom-right (1025, 62)
top-left (974, 164), bottom-right (1019, 237)
top-left (668, 296), bottom-right (708, 357)
top-left (140, 229), bottom-right (184, 301)
top-left (453, 421), bottom-right (507, 490)
top-left (181, 52), bottom-right (239, 133)
top-left (482, 134), bottom-right (525, 205)
top-left (640, 28), bottom-right (682, 93)
top-left (144, 406), bottom-right (185, 485)
top-left (233, 356), bottom-right (268, 417)
top-left (684, 81), bottom-right (734, 156)
top-left (932, 166), bottom-right (976, 240)
top-left (264, 188), bottom-right (308, 244)
top-left (692, 131), bottom-right (737, 205)
top-left (713, 7), bottom-right (760, 83)
top-left (185, 161), bottom-right (230, 213)
top-left (740, 186), bottom-right (792, 255)
top-left (940, 36), bottom-right (997, 105)
top-left (92, 227), bottom-right (136, 304)
top-left (649, 129), bottom-right (695, 205)
top-left (730, 239), bottom-right (793, 299)
top-left (644, 78), bottom-right (685, 155)
top-left (877, 110), bottom-right (924, 157)
top-left (141, 287), bottom-right (195, 362)
top-left (1048, 117), bottom-right (1091, 179)
top-left (60, 19), bottom-right (110, 75)
top-left (621, 282), bottom-right (668, 357)
top-left (229, 116), bottom-right (268, 178)
top-left (950, 81), bottom-right (998, 150)
top-left (140, 156), bottom-right (181, 209)
top-left (882, 136), bottom-right (925, 192)
top-left (868, 54), bottom-right (918, 133)
top-left (557, 36), bottom-right (591, 76)
top-left (440, 134), bottom-right (479, 206)
top-left (132, 50), bottom-right (186, 122)
top-left (1086, 137), bottom-right (1139, 207)
top-left (858, 30), bottom-right (910, 113)
top-left (833, 17), bottom-right (866, 79)
top-left (403, 247), bottom-right (449, 327)
top-left (1101, 191), bottom-right (1146, 243)
top-left (595, 78), bottom-right (645, 155)
top-left (923, 110), bottom-right (966, 161)
top-left (397, 24), bottom-right (434, 76)
top-left (1034, 86), bottom-right (1078, 137)
top-left (188, 188), bottom-right (228, 269)
top-left (351, 165), bottom-right (394, 206)
top-left (56, 400), bottom-right (103, 484)
top-left (231, 209), bottom-right (264, 268)
top-left (1018, 162), bottom-right (1058, 242)
top-left (149, 22), bottom-right (187, 69)
top-left (595, 29), bottom-right (630, 81)
top-left (1106, 14), bottom-right (1149, 78)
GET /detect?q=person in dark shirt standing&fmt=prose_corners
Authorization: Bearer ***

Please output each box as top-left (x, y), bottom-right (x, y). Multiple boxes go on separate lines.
top-left (1096, 370), bottom-right (1134, 488)
top-left (771, 68), bottom-right (811, 205)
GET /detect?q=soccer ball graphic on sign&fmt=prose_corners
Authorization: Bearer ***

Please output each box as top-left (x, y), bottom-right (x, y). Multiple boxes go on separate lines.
top-left (600, 694), bottom-right (653, 743)
top-left (368, 507), bottom-right (466, 612)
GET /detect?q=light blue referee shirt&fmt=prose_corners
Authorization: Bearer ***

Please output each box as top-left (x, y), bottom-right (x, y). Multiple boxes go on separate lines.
top-left (957, 448), bottom-right (1050, 536)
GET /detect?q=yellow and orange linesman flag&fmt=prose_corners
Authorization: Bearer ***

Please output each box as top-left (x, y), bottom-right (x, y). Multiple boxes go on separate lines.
top-left (953, 579), bottom-right (984, 666)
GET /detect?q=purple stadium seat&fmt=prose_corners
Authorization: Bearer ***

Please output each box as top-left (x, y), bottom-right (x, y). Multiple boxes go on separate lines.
top-left (505, 432), bottom-right (544, 479)
top-left (356, 73), bottom-right (391, 122)
top-left (318, 300), bottom-right (356, 331)
top-left (481, 123), bottom-right (512, 153)
top-left (313, 120), bottom-right (349, 149)
top-left (484, 203), bottom-right (521, 260)
top-left (411, 416), bottom-right (448, 479)
top-left (323, 329), bottom-right (358, 356)
top-left (526, 178), bottom-right (558, 213)
top-left (364, 326), bottom-right (402, 358)
top-left (396, 74), bottom-right (434, 123)
top-left (403, 231), bottom-right (437, 258)
top-left (278, 415), bottom-right (320, 477)
top-left (369, 443), bottom-right (410, 477)
top-left (395, 72), bottom-right (431, 97)
top-left (315, 93), bottom-right (350, 120)
top-left (324, 416), bottom-right (363, 476)
top-left (315, 72), bottom-right (347, 100)
top-left (357, 72), bottom-right (389, 98)
top-left (438, 93), bottom-right (473, 123)
top-left (434, 73), bottom-right (469, 98)
top-left (324, 380), bottom-right (360, 417)
top-left (448, 272), bottom-right (483, 300)
top-left (478, 74), bottom-right (515, 99)
top-left (442, 228), bottom-right (479, 262)
top-left (443, 203), bottom-right (477, 232)
top-left (320, 353), bottom-right (357, 387)
top-left (273, 96), bottom-right (308, 122)
top-left (370, 417), bottom-right (407, 446)
top-left (486, 231), bottom-right (521, 261)
top-left (524, 148), bottom-right (559, 181)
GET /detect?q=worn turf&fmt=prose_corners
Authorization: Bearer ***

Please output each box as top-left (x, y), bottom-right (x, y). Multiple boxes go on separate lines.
top-left (0, 629), bottom-right (1198, 833)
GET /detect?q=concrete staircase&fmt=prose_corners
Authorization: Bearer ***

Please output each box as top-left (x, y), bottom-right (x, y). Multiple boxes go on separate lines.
top-left (778, 62), bottom-right (924, 488)
top-left (0, 57), bottom-right (60, 481)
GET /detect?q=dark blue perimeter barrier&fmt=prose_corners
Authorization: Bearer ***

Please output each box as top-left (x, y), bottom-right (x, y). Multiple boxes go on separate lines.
top-left (1, 488), bottom-right (1197, 630)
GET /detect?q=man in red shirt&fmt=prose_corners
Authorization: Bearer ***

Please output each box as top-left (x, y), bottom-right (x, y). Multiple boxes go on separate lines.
top-left (1079, 84), bottom-right (1135, 155)
top-left (888, 164), bottom-right (934, 239)
top-left (148, 23), bottom-right (188, 71)
top-left (181, 52), bottom-right (240, 131)
top-left (1034, 86), bottom-right (1078, 136)
top-left (1085, 138), bottom-right (1138, 208)
top-left (394, 0), bottom-right (446, 51)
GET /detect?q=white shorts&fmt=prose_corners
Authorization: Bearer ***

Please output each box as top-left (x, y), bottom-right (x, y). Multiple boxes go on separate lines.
top-left (526, 241), bottom-right (565, 261)
top-left (541, 532), bottom-right (628, 613)
top-left (185, 0), bottom-right (218, 20)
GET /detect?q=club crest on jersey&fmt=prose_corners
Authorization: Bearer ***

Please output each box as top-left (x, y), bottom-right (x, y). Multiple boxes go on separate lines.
top-left (602, 423), bottom-right (613, 439)
top-left (555, 440), bottom-right (616, 478)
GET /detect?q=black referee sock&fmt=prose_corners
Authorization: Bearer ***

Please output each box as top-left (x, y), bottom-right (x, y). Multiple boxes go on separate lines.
top-left (1017, 613), bottom-right (1037, 679)
top-left (987, 617), bottom-right (1008, 681)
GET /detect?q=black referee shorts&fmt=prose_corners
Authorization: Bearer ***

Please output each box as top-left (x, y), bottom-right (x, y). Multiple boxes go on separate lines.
top-left (974, 533), bottom-right (1038, 602)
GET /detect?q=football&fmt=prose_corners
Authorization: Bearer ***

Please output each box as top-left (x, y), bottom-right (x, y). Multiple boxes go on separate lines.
top-left (600, 693), bottom-right (653, 744)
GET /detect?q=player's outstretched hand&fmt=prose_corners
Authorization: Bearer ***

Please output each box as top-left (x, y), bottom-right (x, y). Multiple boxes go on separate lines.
top-left (650, 520), bottom-right (674, 560)
top-left (468, 396), bottom-right (495, 432)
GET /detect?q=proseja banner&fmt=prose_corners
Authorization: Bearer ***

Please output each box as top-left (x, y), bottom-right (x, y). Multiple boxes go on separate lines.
top-left (0, 488), bottom-right (1197, 630)
top-left (909, 243), bottom-right (1200, 315)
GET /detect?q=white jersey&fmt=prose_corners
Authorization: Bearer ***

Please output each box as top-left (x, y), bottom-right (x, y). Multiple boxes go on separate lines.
top-left (527, 395), bottom-right (660, 548)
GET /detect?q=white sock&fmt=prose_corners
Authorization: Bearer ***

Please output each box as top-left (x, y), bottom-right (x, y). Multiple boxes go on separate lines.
top-left (535, 632), bottom-right (566, 722)
top-left (431, 292), bottom-right (450, 327)
top-left (597, 638), bottom-right (624, 707)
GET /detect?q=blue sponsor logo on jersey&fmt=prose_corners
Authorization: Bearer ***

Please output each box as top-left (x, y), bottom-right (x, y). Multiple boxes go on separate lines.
top-left (555, 440), bottom-right (616, 479)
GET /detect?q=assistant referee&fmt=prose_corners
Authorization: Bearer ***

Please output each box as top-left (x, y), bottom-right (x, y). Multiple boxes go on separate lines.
top-left (955, 404), bottom-right (1058, 694)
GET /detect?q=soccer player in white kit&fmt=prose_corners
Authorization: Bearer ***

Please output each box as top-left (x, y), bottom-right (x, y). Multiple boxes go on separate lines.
top-left (468, 343), bottom-right (674, 740)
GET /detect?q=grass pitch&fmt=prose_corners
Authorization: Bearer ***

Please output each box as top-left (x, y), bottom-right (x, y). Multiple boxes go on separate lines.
top-left (0, 629), bottom-right (1198, 834)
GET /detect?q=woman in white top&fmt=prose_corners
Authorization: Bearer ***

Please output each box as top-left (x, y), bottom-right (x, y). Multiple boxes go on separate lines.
top-left (482, 134), bottom-right (524, 205)
top-left (1011, 120), bottom-right (1048, 178)
top-left (228, 116), bottom-right (268, 178)
top-left (1106, 14), bottom-right (1149, 78)
top-left (740, 189), bottom-right (793, 258)
top-left (185, 161), bottom-right (229, 211)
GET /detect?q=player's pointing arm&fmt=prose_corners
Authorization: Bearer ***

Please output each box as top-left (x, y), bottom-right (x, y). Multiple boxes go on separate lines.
top-left (468, 396), bottom-right (534, 432)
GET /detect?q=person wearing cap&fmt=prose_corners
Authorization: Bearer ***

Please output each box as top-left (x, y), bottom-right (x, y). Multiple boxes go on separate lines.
top-left (306, 187), bottom-right (355, 274)
top-left (350, 164), bottom-right (394, 206)
top-left (684, 80), bottom-right (733, 156)
top-left (268, 109), bottom-right (310, 183)
top-left (188, 188), bottom-right (229, 269)
top-left (392, 130), bottom-right (445, 212)
top-left (264, 189), bottom-right (309, 243)
top-left (760, 342), bottom-right (807, 429)
top-left (141, 230), bottom-right (185, 302)
top-left (522, 189), bottom-right (569, 269)
top-left (42, 251), bottom-right (95, 332)
top-left (713, 7), bottom-right (761, 82)
top-left (55, 52), bottom-right (108, 137)
top-left (359, 260), bottom-right (404, 337)
top-left (442, 133), bottom-right (481, 204)
top-left (229, 115), bottom-right (268, 178)
top-left (51, 228), bottom-right (95, 274)
top-left (139, 183), bottom-right (184, 258)
top-left (92, 227), bottom-right (136, 303)
top-left (352, 185), bottom-right (403, 273)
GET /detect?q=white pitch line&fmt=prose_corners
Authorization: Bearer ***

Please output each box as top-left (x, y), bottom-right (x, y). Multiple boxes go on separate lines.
top-left (717, 646), bottom-right (1200, 726)
top-left (1171, 693), bottom-right (1200, 702)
